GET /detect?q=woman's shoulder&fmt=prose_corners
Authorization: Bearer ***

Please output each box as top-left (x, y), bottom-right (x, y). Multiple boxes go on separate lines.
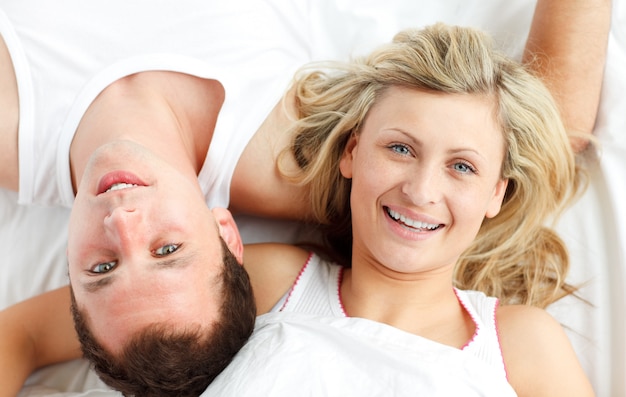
top-left (243, 243), bottom-right (311, 314)
top-left (496, 304), bottom-right (562, 352)
top-left (244, 242), bottom-right (310, 268)
top-left (496, 304), bottom-right (594, 397)
top-left (496, 304), bottom-right (567, 348)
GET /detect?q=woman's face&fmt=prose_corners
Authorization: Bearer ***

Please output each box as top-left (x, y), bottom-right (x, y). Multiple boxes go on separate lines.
top-left (67, 140), bottom-right (242, 353)
top-left (340, 86), bottom-right (508, 276)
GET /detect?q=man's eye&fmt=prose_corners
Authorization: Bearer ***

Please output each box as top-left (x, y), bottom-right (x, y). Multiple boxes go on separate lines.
top-left (91, 261), bottom-right (117, 274)
top-left (155, 243), bottom-right (180, 256)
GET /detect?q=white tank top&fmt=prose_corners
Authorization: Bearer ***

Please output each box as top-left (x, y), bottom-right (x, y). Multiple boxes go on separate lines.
top-left (276, 252), bottom-right (509, 381)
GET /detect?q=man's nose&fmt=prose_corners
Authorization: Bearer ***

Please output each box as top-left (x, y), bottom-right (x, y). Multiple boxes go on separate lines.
top-left (104, 206), bottom-right (142, 251)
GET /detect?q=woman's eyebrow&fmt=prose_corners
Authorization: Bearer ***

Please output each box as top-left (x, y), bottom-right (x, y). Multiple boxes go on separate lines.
top-left (447, 147), bottom-right (487, 161)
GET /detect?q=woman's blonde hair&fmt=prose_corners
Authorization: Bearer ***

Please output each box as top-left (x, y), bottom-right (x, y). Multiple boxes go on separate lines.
top-left (279, 23), bottom-right (584, 308)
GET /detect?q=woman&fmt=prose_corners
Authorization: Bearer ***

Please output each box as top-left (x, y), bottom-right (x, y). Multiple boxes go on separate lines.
top-left (209, 23), bottom-right (594, 396)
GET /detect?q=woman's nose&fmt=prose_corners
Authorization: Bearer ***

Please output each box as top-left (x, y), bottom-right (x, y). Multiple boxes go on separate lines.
top-left (401, 165), bottom-right (442, 206)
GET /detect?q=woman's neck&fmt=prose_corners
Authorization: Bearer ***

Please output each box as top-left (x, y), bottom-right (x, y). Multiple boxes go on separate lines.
top-left (340, 261), bottom-right (474, 348)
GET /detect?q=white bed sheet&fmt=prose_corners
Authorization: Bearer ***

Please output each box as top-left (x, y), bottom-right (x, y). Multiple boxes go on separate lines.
top-left (203, 312), bottom-right (518, 397)
top-left (1, 1), bottom-right (624, 396)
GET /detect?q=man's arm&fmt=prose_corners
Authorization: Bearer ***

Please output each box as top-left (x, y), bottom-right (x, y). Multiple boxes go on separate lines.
top-left (0, 286), bottom-right (82, 397)
top-left (524, 0), bottom-right (612, 152)
top-left (0, 34), bottom-right (20, 191)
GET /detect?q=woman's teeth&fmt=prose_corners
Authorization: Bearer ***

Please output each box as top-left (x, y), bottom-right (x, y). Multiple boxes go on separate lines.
top-left (386, 208), bottom-right (439, 230)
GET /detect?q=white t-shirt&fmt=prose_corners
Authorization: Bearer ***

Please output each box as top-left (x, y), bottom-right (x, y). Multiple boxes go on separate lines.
top-left (1, 0), bottom-right (450, 209)
top-left (0, 0), bottom-right (317, 208)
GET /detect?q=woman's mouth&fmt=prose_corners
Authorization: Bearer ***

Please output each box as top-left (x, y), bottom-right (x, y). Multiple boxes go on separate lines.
top-left (385, 207), bottom-right (441, 231)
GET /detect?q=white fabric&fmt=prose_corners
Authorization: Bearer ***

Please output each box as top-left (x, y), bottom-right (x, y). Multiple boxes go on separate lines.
top-left (203, 312), bottom-right (517, 397)
top-left (272, 253), bottom-right (509, 384)
top-left (277, 253), bottom-right (346, 316)
top-left (0, 0), bottom-right (625, 396)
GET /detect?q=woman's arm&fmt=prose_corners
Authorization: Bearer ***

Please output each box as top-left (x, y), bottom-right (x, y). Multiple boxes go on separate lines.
top-left (498, 305), bottom-right (595, 397)
top-left (524, 0), bottom-right (612, 152)
top-left (0, 286), bottom-right (81, 397)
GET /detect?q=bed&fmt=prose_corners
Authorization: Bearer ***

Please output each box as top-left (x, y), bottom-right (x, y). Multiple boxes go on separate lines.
top-left (1, 0), bottom-right (624, 395)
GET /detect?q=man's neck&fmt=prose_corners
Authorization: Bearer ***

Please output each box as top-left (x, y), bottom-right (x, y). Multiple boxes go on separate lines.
top-left (70, 71), bottom-right (224, 192)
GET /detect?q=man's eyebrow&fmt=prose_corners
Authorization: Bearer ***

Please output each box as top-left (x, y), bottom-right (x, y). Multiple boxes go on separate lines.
top-left (81, 254), bottom-right (195, 294)
top-left (154, 255), bottom-right (194, 269)
top-left (82, 275), bottom-right (115, 294)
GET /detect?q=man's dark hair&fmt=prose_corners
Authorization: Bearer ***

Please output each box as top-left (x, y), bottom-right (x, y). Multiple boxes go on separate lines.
top-left (70, 238), bottom-right (256, 396)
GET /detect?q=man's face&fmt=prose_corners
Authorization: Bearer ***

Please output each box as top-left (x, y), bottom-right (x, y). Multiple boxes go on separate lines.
top-left (67, 140), bottom-right (241, 353)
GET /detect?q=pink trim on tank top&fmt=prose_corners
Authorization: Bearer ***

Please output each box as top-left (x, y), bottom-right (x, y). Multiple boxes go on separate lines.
top-left (454, 288), bottom-right (480, 351)
top-left (493, 299), bottom-right (509, 381)
top-left (280, 252), bottom-right (314, 311)
top-left (455, 289), bottom-right (508, 379)
top-left (337, 267), bottom-right (348, 316)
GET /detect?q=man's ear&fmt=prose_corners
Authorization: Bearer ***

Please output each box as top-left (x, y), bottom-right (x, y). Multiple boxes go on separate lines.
top-left (339, 133), bottom-right (359, 179)
top-left (212, 207), bottom-right (244, 264)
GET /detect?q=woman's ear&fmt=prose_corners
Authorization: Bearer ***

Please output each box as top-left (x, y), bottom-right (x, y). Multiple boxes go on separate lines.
top-left (485, 178), bottom-right (509, 218)
top-left (212, 207), bottom-right (244, 264)
top-left (339, 133), bottom-right (359, 179)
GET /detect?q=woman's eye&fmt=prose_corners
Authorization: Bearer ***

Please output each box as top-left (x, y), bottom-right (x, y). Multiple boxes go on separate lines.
top-left (91, 261), bottom-right (117, 274)
top-left (453, 162), bottom-right (476, 174)
top-left (155, 243), bottom-right (180, 256)
top-left (389, 144), bottom-right (411, 156)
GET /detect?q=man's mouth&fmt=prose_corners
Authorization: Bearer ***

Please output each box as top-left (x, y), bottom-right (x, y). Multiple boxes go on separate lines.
top-left (105, 183), bottom-right (139, 193)
top-left (97, 171), bottom-right (146, 194)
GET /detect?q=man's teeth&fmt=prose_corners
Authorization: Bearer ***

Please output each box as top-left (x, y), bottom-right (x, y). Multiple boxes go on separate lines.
top-left (386, 208), bottom-right (439, 230)
top-left (106, 183), bottom-right (138, 193)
